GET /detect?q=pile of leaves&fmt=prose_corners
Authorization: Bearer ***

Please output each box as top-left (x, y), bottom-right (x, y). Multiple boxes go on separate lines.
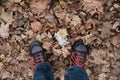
top-left (0, 0), bottom-right (120, 80)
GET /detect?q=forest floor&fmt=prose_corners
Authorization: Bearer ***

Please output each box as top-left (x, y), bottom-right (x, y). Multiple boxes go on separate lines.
top-left (0, 0), bottom-right (120, 80)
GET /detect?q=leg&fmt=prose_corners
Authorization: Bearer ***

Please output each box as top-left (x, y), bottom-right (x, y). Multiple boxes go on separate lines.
top-left (65, 40), bottom-right (90, 80)
top-left (29, 41), bottom-right (53, 80)
top-left (34, 63), bottom-right (53, 80)
top-left (65, 65), bottom-right (89, 80)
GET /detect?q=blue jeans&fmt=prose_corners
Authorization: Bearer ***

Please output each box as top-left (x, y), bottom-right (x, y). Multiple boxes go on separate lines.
top-left (34, 63), bottom-right (89, 80)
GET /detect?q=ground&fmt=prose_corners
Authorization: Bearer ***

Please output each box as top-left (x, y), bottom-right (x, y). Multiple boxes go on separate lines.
top-left (0, 0), bottom-right (120, 80)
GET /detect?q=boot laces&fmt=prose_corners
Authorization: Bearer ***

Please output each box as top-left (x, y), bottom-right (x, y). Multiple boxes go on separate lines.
top-left (31, 53), bottom-right (44, 68)
top-left (35, 54), bottom-right (44, 63)
top-left (70, 52), bottom-right (85, 68)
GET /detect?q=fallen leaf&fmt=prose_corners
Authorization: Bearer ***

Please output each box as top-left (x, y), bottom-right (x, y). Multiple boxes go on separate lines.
top-left (58, 28), bottom-right (68, 39)
top-left (102, 66), bottom-right (110, 73)
top-left (70, 15), bottom-right (81, 26)
top-left (83, 0), bottom-right (104, 15)
top-left (0, 62), bottom-right (5, 70)
top-left (30, 0), bottom-right (51, 13)
top-left (54, 68), bottom-right (65, 80)
top-left (30, 21), bottom-right (42, 33)
top-left (16, 50), bottom-right (27, 61)
top-left (52, 47), bottom-right (62, 56)
top-left (14, 0), bottom-right (22, 3)
top-left (111, 34), bottom-right (120, 48)
top-left (0, 22), bottom-right (9, 38)
top-left (86, 19), bottom-right (100, 28)
top-left (43, 41), bottom-right (52, 50)
top-left (98, 73), bottom-right (107, 80)
top-left (89, 49), bottom-right (108, 65)
top-left (101, 22), bottom-right (112, 39)
top-left (53, 5), bottom-right (66, 20)
top-left (2, 71), bottom-right (11, 79)
top-left (59, 0), bottom-right (67, 8)
top-left (55, 29), bottom-right (69, 47)
top-left (55, 11), bottom-right (66, 20)
top-left (61, 46), bottom-right (70, 58)
top-left (0, 8), bottom-right (13, 24)
top-left (5, 43), bottom-right (12, 52)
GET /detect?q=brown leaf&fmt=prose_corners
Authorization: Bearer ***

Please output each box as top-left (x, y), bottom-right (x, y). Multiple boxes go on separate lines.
top-left (70, 15), bottom-right (81, 26)
top-left (0, 22), bottom-right (9, 38)
top-left (89, 49), bottom-right (108, 65)
top-left (58, 28), bottom-right (68, 39)
top-left (30, 0), bottom-right (51, 13)
top-left (30, 21), bottom-right (42, 33)
top-left (0, 62), bottom-right (5, 70)
top-left (111, 34), bottom-right (120, 48)
top-left (59, 0), bottom-right (67, 9)
top-left (83, 0), bottom-right (104, 15)
top-left (101, 22), bottom-right (112, 39)
top-left (54, 68), bottom-right (65, 80)
top-left (52, 47), bottom-right (62, 56)
top-left (61, 46), bottom-right (70, 58)
top-left (53, 5), bottom-right (66, 20)
top-left (43, 41), bottom-right (52, 50)
top-left (98, 73), bottom-right (107, 80)
top-left (2, 71), bottom-right (11, 79)
top-left (0, 8), bottom-right (13, 24)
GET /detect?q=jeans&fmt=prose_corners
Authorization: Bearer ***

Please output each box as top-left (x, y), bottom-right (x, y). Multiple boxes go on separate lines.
top-left (34, 63), bottom-right (89, 80)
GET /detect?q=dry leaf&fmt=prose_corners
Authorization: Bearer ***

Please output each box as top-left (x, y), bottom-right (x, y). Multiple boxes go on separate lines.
top-left (98, 73), bottom-right (107, 80)
top-left (101, 22), bottom-right (112, 39)
top-left (61, 47), bottom-right (70, 58)
top-left (43, 41), bottom-right (52, 50)
top-left (30, 0), bottom-right (51, 13)
top-left (55, 29), bottom-right (69, 47)
top-left (86, 19), bottom-right (100, 28)
top-left (59, 0), bottom-right (67, 8)
top-left (70, 15), bottom-right (81, 26)
top-left (14, 0), bottom-right (21, 3)
top-left (16, 50), bottom-right (27, 61)
top-left (0, 8), bottom-right (13, 24)
top-left (59, 28), bottom-right (68, 39)
top-left (83, 0), bottom-right (103, 15)
top-left (0, 62), bottom-right (5, 70)
top-left (52, 47), bottom-right (62, 56)
top-left (89, 49), bottom-right (108, 65)
top-left (54, 68), bottom-right (65, 80)
top-left (30, 21), bottom-right (42, 33)
top-left (0, 22), bottom-right (9, 38)
top-left (5, 43), bottom-right (12, 52)
top-left (111, 34), bottom-right (120, 48)
top-left (2, 71), bottom-right (11, 79)
top-left (53, 5), bottom-right (66, 20)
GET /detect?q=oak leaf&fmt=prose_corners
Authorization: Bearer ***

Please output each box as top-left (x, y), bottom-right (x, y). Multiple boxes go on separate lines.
top-left (30, 21), bottom-right (42, 33)
top-left (0, 22), bottom-right (9, 38)
top-left (30, 0), bottom-right (51, 13)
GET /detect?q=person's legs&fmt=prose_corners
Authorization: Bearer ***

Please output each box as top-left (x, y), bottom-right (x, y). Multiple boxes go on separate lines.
top-left (34, 63), bottom-right (53, 80)
top-left (65, 65), bottom-right (89, 80)
top-left (29, 41), bottom-right (53, 80)
top-left (65, 40), bottom-right (89, 80)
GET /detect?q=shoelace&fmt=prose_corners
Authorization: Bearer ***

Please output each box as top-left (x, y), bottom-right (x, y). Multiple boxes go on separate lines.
top-left (35, 54), bottom-right (44, 63)
top-left (70, 52), bottom-right (86, 68)
top-left (31, 53), bottom-right (44, 68)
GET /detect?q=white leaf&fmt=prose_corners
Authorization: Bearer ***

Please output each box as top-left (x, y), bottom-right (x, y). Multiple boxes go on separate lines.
top-left (55, 32), bottom-right (69, 47)
top-left (0, 8), bottom-right (13, 24)
top-left (0, 22), bottom-right (9, 38)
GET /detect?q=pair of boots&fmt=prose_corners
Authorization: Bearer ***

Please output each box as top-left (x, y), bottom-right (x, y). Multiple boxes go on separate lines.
top-left (29, 40), bottom-right (89, 80)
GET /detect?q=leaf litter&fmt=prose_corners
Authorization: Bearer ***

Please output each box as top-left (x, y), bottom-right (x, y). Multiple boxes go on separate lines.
top-left (0, 0), bottom-right (120, 80)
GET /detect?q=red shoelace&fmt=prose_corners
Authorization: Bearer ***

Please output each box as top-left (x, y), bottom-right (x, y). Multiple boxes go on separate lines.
top-left (31, 53), bottom-right (44, 68)
top-left (70, 52), bottom-right (88, 68)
